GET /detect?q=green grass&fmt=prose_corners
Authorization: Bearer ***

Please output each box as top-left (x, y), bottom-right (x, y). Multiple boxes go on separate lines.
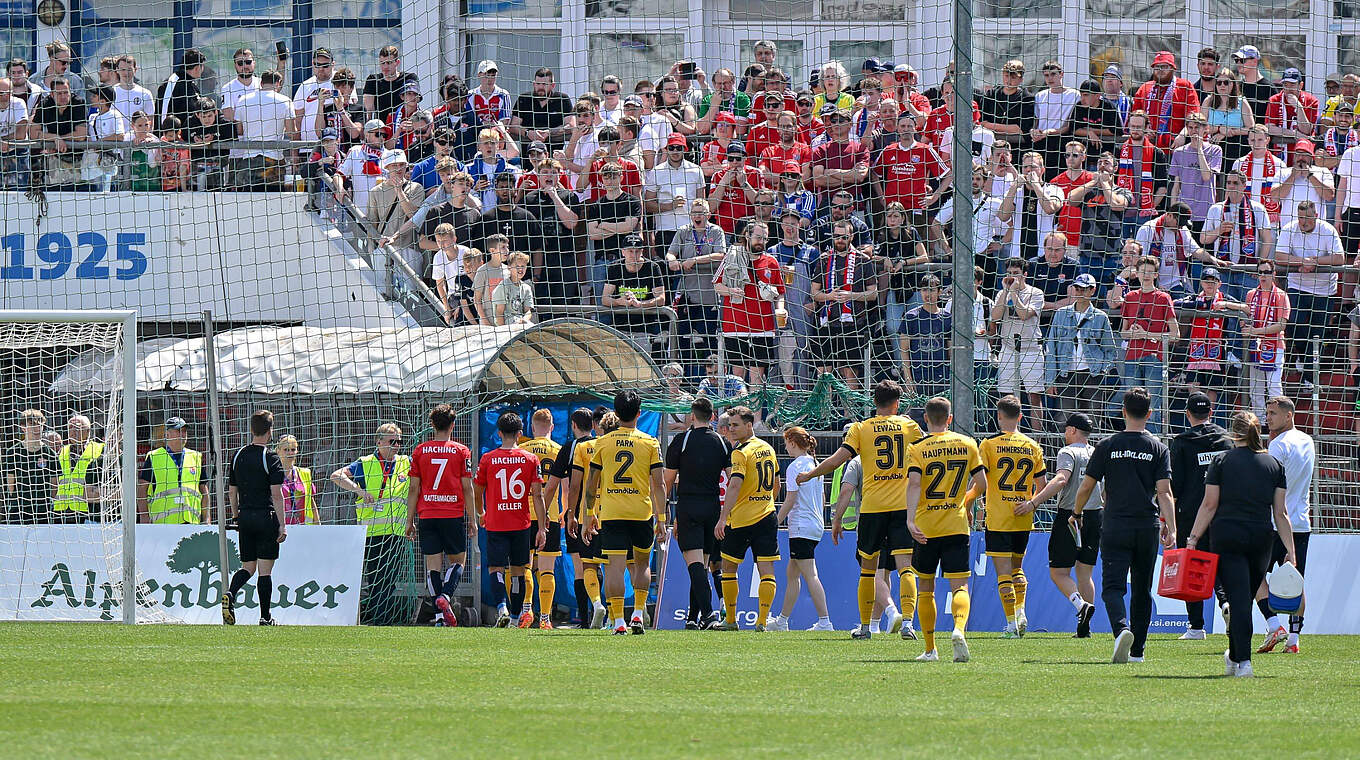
top-left (2, 624), bottom-right (1356, 759)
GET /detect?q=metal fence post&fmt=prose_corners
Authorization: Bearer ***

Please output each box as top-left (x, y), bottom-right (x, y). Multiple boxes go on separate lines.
top-left (203, 310), bottom-right (232, 610)
top-left (949, 0), bottom-right (976, 436)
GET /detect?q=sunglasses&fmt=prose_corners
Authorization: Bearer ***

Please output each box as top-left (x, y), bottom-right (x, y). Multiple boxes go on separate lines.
top-left (314, 62), bottom-right (333, 69)
top-left (833, 234), bottom-right (852, 239)
top-left (1257, 270), bottom-right (1275, 276)
top-left (235, 59), bottom-right (254, 66)
top-left (1216, 79), bottom-right (1232, 84)
top-left (602, 89), bottom-right (619, 95)
top-left (385, 437), bottom-right (403, 444)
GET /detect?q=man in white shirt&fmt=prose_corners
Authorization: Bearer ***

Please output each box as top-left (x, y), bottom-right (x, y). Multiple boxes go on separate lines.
top-left (292, 48), bottom-right (336, 148)
top-left (1257, 395), bottom-right (1314, 654)
top-left (113, 55), bottom-right (155, 123)
top-left (1202, 170), bottom-right (1275, 300)
top-left (219, 48), bottom-right (260, 122)
top-left (1032, 60), bottom-right (1079, 176)
top-left (1134, 201), bottom-right (1225, 297)
top-left (232, 70), bottom-right (297, 190)
top-left (1332, 141), bottom-right (1360, 252)
top-left (0, 77), bottom-right (28, 188)
top-left (1275, 200), bottom-right (1345, 378)
top-left (935, 160), bottom-right (1011, 264)
top-left (643, 133), bottom-right (705, 251)
top-left (990, 256), bottom-right (1047, 415)
top-left (1271, 140), bottom-right (1334, 229)
top-left (997, 150), bottom-right (1064, 262)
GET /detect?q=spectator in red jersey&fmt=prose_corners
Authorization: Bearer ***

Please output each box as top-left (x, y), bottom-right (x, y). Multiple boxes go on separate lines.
top-left (746, 92), bottom-right (786, 164)
top-left (1119, 254), bottom-right (1178, 433)
top-left (890, 64), bottom-right (932, 119)
top-left (708, 142), bottom-right (764, 234)
top-left (403, 403), bottom-right (475, 628)
top-left (1242, 260), bottom-right (1290, 418)
top-left (921, 77), bottom-right (978, 149)
top-left (1264, 68), bottom-right (1319, 163)
top-left (474, 412), bottom-right (546, 629)
top-left (810, 107), bottom-right (870, 210)
top-left (1234, 124), bottom-right (1286, 226)
top-left (874, 112), bottom-right (949, 213)
top-left (699, 111), bottom-right (740, 178)
top-left (580, 125), bottom-right (643, 201)
top-left (715, 223), bottom-right (785, 414)
top-left (793, 90), bottom-right (824, 147)
top-left (1132, 50), bottom-right (1200, 150)
top-left (1175, 268), bottom-right (1249, 409)
top-left (1050, 141), bottom-right (1093, 254)
top-left (762, 67), bottom-right (798, 114)
top-left (758, 110), bottom-right (813, 186)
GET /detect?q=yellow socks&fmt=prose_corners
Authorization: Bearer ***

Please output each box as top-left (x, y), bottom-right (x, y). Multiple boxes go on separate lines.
top-left (538, 570), bottom-right (555, 619)
top-left (757, 574), bottom-right (776, 626)
top-left (583, 567), bottom-right (602, 606)
top-left (607, 595), bottom-right (625, 624)
top-left (721, 573), bottom-right (739, 622)
top-left (857, 570), bottom-right (876, 626)
top-left (633, 585), bottom-right (649, 614)
top-left (997, 572), bottom-right (1016, 622)
top-left (897, 566), bottom-right (917, 621)
top-left (523, 570), bottom-right (535, 614)
top-left (952, 587), bottom-right (971, 633)
top-left (919, 588), bottom-right (937, 651)
top-left (1012, 568), bottom-right (1028, 612)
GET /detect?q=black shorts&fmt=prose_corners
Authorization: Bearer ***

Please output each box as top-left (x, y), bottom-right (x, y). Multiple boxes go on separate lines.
top-left (789, 536), bottom-right (819, 560)
top-left (721, 512), bottom-right (780, 563)
top-left (1049, 508), bottom-right (1102, 568)
top-left (725, 335), bottom-right (776, 370)
top-left (1271, 531), bottom-right (1310, 575)
top-left (486, 527), bottom-right (533, 568)
top-left (540, 521), bottom-right (562, 556)
top-left (600, 518), bottom-right (655, 557)
top-left (675, 502), bottom-right (720, 556)
top-left (984, 529), bottom-right (1030, 559)
top-left (856, 509), bottom-right (913, 561)
top-left (417, 516), bottom-right (467, 557)
top-left (911, 533), bottom-right (970, 579)
top-left (1184, 369), bottom-right (1227, 393)
top-left (816, 321), bottom-right (866, 369)
top-left (237, 509), bottom-right (280, 563)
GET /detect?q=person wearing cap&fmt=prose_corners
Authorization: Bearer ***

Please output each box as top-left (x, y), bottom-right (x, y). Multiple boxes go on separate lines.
top-left (335, 116), bottom-right (389, 210)
top-left (385, 82), bottom-right (428, 151)
top-left (1168, 391), bottom-right (1232, 640)
top-left (511, 66), bottom-right (573, 153)
top-left (1132, 50), bottom-right (1201, 150)
top-left (1032, 60), bottom-right (1079, 177)
top-left (1231, 45), bottom-right (1276, 124)
top-left (890, 64), bottom-right (931, 119)
top-left (1264, 67), bottom-right (1317, 160)
top-left (1134, 200), bottom-right (1223, 297)
top-left (1186, 409), bottom-right (1293, 677)
top-left (601, 233), bottom-right (667, 357)
top-left (772, 158), bottom-right (816, 227)
top-left (757, 111), bottom-right (813, 188)
top-left (366, 148), bottom-right (427, 285)
top-left (1319, 73), bottom-right (1360, 127)
top-left (137, 417), bottom-right (208, 525)
top-left (292, 46), bottom-right (336, 150)
top-left (1044, 272), bottom-right (1116, 425)
top-left (810, 105), bottom-right (869, 208)
top-left (408, 126), bottom-right (462, 191)
top-left (231, 69), bottom-right (296, 190)
top-left (1176, 266), bottom-right (1250, 407)
top-left (698, 68), bottom-right (751, 136)
top-left (793, 90), bottom-right (825, 147)
top-left (584, 162), bottom-right (642, 296)
top-left (1272, 138), bottom-right (1334, 229)
top-left (747, 91), bottom-right (788, 163)
top-left (812, 61), bottom-right (854, 117)
top-left (708, 141), bottom-right (764, 235)
top-left (1101, 65), bottom-right (1133, 127)
top-left (644, 132), bottom-right (704, 251)
top-left (980, 59), bottom-right (1036, 150)
top-left (875, 111), bottom-right (949, 214)
top-left (463, 59), bottom-right (511, 128)
top-left (363, 45), bottom-right (419, 123)
top-left (698, 111), bottom-right (741, 178)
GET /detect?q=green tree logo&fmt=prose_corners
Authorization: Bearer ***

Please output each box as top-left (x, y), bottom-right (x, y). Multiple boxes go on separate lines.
top-left (166, 531), bottom-right (241, 607)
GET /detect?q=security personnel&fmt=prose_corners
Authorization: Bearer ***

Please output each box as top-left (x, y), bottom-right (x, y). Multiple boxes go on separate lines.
top-left (332, 422), bottom-right (412, 625)
top-left (1168, 392), bottom-right (1230, 639)
top-left (137, 416), bottom-right (208, 524)
top-left (54, 414), bottom-right (104, 523)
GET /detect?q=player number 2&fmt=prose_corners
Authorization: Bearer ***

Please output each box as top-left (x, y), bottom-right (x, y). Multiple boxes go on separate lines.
top-left (612, 450), bottom-right (635, 484)
top-left (494, 468), bottom-right (526, 500)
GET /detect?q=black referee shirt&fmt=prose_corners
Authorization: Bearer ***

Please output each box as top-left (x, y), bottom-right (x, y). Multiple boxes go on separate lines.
top-left (1085, 430), bottom-right (1171, 530)
top-left (227, 443), bottom-right (285, 510)
top-left (664, 426), bottom-right (731, 505)
top-left (550, 434), bottom-right (588, 481)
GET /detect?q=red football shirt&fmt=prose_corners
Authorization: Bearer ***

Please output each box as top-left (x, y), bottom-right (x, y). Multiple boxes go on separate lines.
top-left (474, 447), bottom-right (541, 532)
top-left (758, 142), bottom-right (813, 176)
top-left (718, 253), bottom-right (785, 334)
top-left (746, 121), bottom-right (782, 165)
top-left (581, 157), bottom-right (643, 201)
top-left (710, 165), bottom-right (765, 233)
top-left (1049, 169), bottom-right (1092, 245)
top-left (410, 439), bottom-right (474, 518)
top-left (1121, 288), bottom-right (1176, 361)
top-left (876, 141), bottom-right (946, 210)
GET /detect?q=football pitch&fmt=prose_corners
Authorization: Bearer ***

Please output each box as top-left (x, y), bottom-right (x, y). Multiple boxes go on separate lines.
top-left (3, 624), bottom-right (1357, 759)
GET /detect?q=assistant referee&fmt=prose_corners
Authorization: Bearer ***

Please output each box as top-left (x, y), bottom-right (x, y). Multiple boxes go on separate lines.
top-left (663, 395), bottom-right (732, 630)
top-left (1073, 387), bottom-right (1177, 664)
top-left (222, 410), bottom-right (287, 626)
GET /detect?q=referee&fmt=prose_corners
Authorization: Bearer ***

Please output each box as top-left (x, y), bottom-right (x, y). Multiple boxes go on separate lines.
top-left (222, 410), bottom-right (287, 626)
top-left (1073, 388), bottom-right (1177, 664)
top-left (663, 396), bottom-right (732, 630)
top-left (1168, 392), bottom-right (1230, 640)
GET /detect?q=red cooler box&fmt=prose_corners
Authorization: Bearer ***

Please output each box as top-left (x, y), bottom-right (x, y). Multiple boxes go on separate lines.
top-left (1158, 548), bottom-right (1219, 601)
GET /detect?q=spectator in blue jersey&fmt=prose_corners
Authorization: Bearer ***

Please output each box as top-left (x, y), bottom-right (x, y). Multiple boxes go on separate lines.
top-left (697, 353), bottom-right (749, 402)
top-left (409, 126), bottom-right (461, 190)
top-left (901, 275), bottom-right (951, 398)
top-left (773, 160), bottom-right (817, 230)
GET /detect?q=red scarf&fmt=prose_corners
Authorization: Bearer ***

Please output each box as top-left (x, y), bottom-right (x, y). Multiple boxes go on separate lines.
top-left (1218, 200), bottom-right (1258, 265)
top-left (1147, 215), bottom-right (1189, 279)
top-left (1241, 150), bottom-right (1281, 220)
top-left (820, 248), bottom-right (858, 326)
top-left (1324, 127), bottom-right (1359, 157)
top-left (1118, 137), bottom-right (1157, 210)
top-left (1187, 291), bottom-right (1225, 363)
top-left (1247, 285), bottom-right (1285, 365)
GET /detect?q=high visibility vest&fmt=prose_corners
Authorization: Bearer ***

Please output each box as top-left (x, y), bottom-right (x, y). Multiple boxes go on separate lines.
top-left (55, 441), bottom-right (104, 513)
top-left (829, 463), bottom-right (860, 531)
top-left (354, 454), bottom-right (410, 537)
top-left (296, 467), bottom-right (318, 524)
top-left (146, 447), bottom-right (204, 524)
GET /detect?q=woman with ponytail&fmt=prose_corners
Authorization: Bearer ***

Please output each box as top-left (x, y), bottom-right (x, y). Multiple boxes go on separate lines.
top-left (765, 427), bottom-right (834, 631)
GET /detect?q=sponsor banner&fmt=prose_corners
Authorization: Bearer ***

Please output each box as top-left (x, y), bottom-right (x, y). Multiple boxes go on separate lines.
top-left (1, 525), bottom-right (365, 625)
top-left (656, 530), bottom-right (1360, 634)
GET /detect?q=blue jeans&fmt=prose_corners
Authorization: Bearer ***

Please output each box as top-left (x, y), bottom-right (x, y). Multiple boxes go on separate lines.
top-left (1121, 357), bottom-right (1165, 433)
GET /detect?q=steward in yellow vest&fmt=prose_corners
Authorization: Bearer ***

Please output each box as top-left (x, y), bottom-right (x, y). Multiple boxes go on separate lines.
top-left (54, 414), bottom-right (103, 520)
top-left (137, 417), bottom-right (207, 524)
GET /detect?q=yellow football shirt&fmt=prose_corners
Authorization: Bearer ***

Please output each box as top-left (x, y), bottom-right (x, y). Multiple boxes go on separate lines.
top-left (521, 436), bottom-right (563, 521)
top-left (727, 436), bottom-right (778, 528)
top-left (589, 427), bottom-right (662, 521)
top-left (979, 430), bottom-right (1047, 533)
top-left (908, 431), bottom-right (984, 539)
top-left (840, 414), bottom-right (924, 513)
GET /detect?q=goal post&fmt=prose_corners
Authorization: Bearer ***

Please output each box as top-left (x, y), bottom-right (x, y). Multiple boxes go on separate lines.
top-left (0, 310), bottom-right (141, 624)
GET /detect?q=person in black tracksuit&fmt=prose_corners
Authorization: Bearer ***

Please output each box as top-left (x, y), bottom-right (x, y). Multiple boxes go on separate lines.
top-left (1072, 387), bottom-right (1177, 664)
top-left (662, 396), bottom-right (732, 630)
top-left (549, 407), bottom-right (595, 627)
top-left (1169, 392), bottom-right (1231, 637)
top-left (1186, 411), bottom-right (1295, 677)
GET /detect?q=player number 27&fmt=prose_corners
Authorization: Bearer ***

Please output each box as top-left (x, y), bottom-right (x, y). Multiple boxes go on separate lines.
top-left (922, 460), bottom-right (966, 500)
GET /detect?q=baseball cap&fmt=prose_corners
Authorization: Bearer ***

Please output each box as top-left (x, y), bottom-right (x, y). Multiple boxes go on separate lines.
top-left (622, 233), bottom-right (645, 248)
top-left (526, 140), bottom-right (548, 155)
top-left (714, 111), bottom-right (738, 125)
top-left (1327, 72), bottom-right (1343, 85)
top-left (762, 91), bottom-right (785, 106)
top-left (379, 149), bottom-right (409, 170)
top-left (623, 95), bottom-right (643, 108)
top-left (1152, 51), bottom-right (1176, 68)
top-left (782, 160), bottom-right (802, 174)
top-left (1073, 272), bottom-right (1098, 289)
top-left (1294, 139), bottom-right (1316, 155)
top-left (778, 207), bottom-right (801, 221)
top-left (1281, 67), bottom-right (1302, 83)
top-left (319, 127), bottom-right (339, 141)
top-left (363, 118), bottom-right (386, 133)
top-left (1200, 266), bottom-right (1222, 281)
top-left (809, 71), bottom-right (821, 89)
top-left (1185, 392), bottom-right (1213, 417)
top-left (725, 141), bottom-right (747, 157)
top-left (862, 58), bottom-right (885, 73)
top-left (401, 81), bottom-right (421, 98)
top-left (665, 133), bottom-right (688, 148)
top-left (1065, 413), bottom-right (1094, 433)
top-left (1079, 79), bottom-right (1102, 94)
top-left (165, 416), bottom-right (187, 430)
top-left (1103, 65), bottom-right (1123, 81)
top-left (476, 59), bottom-right (498, 75)
top-left (1233, 45), bottom-right (1261, 61)
top-left (795, 91), bottom-right (814, 105)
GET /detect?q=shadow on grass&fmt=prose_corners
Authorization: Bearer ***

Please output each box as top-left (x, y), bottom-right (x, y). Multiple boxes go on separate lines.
top-left (1133, 674), bottom-right (1273, 680)
top-left (853, 658), bottom-right (935, 664)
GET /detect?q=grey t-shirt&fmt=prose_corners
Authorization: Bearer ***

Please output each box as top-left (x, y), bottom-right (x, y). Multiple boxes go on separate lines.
top-left (491, 278), bottom-right (535, 324)
top-left (667, 223), bottom-right (727, 307)
top-left (1056, 442), bottom-right (1103, 512)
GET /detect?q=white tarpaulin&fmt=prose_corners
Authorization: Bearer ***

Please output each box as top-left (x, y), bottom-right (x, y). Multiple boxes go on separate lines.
top-left (0, 525), bottom-right (365, 625)
top-left (50, 319), bottom-right (661, 396)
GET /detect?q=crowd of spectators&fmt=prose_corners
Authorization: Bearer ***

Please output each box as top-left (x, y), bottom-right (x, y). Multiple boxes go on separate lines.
top-left (4, 40), bottom-right (1357, 435)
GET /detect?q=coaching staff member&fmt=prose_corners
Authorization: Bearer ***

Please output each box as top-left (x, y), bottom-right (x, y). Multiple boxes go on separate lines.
top-left (222, 410), bottom-right (287, 625)
top-left (1073, 387), bottom-right (1176, 664)
top-left (1169, 392), bottom-right (1230, 640)
top-left (663, 396), bottom-right (732, 630)
top-left (1186, 411), bottom-right (1295, 678)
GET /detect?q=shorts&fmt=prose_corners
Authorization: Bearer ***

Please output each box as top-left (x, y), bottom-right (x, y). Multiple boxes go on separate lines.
top-left (675, 502), bottom-right (720, 556)
top-left (997, 345), bottom-right (1045, 394)
top-left (417, 516), bottom-right (467, 557)
top-left (1271, 531), bottom-right (1310, 575)
top-left (571, 524), bottom-right (605, 564)
top-left (238, 509), bottom-right (281, 563)
top-left (539, 521), bottom-right (562, 556)
top-left (486, 527), bottom-right (533, 568)
top-left (816, 321), bottom-right (866, 369)
top-left (1184, 369), bottom-right (1226, 393)
top-left (600, 518), bottom-right (655, 557)
top-left (1049, 508), bottom-right (1102, 568)
top-left (789, 536), bottom-right (819, 560)
top-left (984, 528), bottom-right (1030, 559)
top-left (725, 335), bottom-right (776, 370)
top-left (720, 512), bottom-right (781, 563)
top-left (911, 533), bottom-right (970, 579)
top-left (856, 509), bottom-right (913, 561)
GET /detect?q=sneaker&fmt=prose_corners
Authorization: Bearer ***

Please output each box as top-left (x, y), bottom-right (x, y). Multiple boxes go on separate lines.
top-left (916, 649), bottom-right (939, 662)
top-left (629, 614), bottom-right (646, 635)
top-left (495, 607), bottom-right (512, 628)
top-left (434, 618), bottom-right (447, 627)
top-left (1002, 624), bottom-right (1021, 640)
top-left (851, 624), bottom-right (872, 640)
top-left (612, 624), bottom-right (629, 635)
top-left (258, 617), bottom-right (279, 626)
top-left (1284, 643), bottom-right (1300, 654)
top-left (718, 621), bottom-right (740, 631)
top-left (1076, 601), bottom-right (1095, 632)
top-left (434, 594), bottom-right (458, 628)
top-left (754, 623), bottom-right (767, 632)
top-left (808, 619), bottom-right (835, 632)
top-left (1224, 650), bottom-right (1237, 677)
top-left (900, 624), bottom-right (917, 640)
top-left (539, 616), bottom-right (554, 630)
top-left (1129, 656), bottom-right (1145, 663)
top-left (221, 592), bottom-right (236, 626)
top-left (685, 619), bottom-right (700, 630)
top-left (1257, 626), bottom-right (1288, 653)
top-left (951, 630), bottom-right (970, 663)
top-left (590, 603), bottom-right (607, 631)
top-left (1015, 609), bottom-right (1028, 637)
top-left (884, 608), bottom-right (904, 634)
top-left (517, 610), bottom-right (534, 629)
top-left (1112, 629), bottom-right (1135, 663)
top-left (1235, 660), bottom-right (1255, 678)
top-left (766, 616), bottom-right (789, 632)
top-left (701, 611), bottom-right (721, 630)
top-left (1179, 628), bottom-right (1207, 641)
